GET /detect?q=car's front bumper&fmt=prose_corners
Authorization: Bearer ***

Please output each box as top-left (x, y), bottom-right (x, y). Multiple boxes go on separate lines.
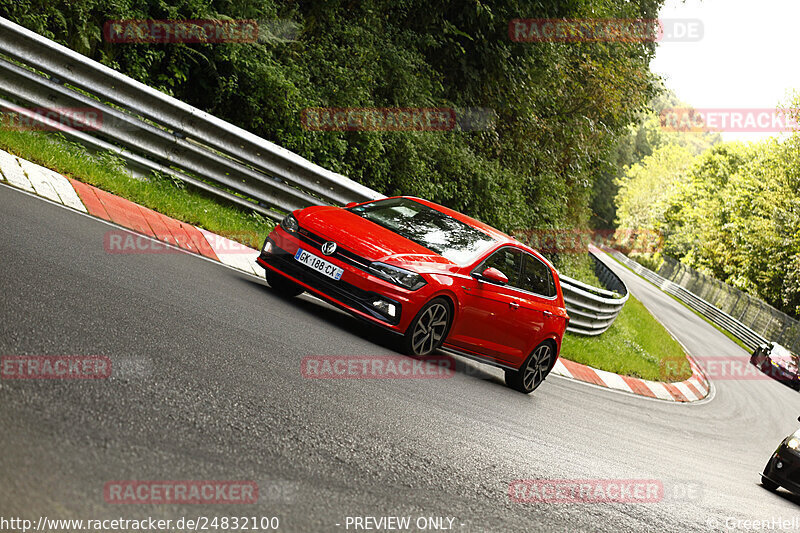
top-left (255, 227), bottom-right (432, 333)
top-left (763, 446), bottom-right (800, 494)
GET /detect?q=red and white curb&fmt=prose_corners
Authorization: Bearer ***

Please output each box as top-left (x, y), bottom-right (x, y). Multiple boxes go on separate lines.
top-left (551, 356), bottom-right (710, 402)
top-left (0, 148), bottom-right (711, 402)
top-left (0, 148), bottom-right (260, 275)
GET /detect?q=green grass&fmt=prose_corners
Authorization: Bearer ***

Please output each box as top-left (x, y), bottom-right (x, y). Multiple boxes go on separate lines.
top-left (556, 253), bottom-right (603, 287)
top-left (561, 293), bottom-right (693, 381)
top-left (605, 252), bottom-right (751, 352)
top-left (0, 127), bottom-right (275, 249)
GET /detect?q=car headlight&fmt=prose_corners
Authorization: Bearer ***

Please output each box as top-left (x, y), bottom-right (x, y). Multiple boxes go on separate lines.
top-left (280, 213), bottom-right (299, 233)
top-left (788, 438), bottom-right (799, 450)
top-left (369, 262), bottom-right (426, 290)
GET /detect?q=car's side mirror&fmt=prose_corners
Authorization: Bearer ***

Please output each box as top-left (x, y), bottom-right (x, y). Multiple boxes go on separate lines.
top-left (476, 267), bottom-right (508, 285)
top-left (345, 202), bottom-right (359, 208)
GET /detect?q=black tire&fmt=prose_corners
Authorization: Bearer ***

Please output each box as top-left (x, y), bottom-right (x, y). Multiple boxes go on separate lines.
top-left (264, 269), bottom-right (304, 298)
top-left (761, 476), bottom-right (779, 492)
top-left (403, 298), bottom-right (452, 356)
top-left (505, 341), bottom-right (556, 394)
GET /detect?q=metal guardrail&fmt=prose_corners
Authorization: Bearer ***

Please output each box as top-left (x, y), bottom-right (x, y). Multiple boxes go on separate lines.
top-left (0, 16), bottom-right (630, 335)
top-left (0, 17), bottom-right (384, 221)
top-left (560, 249), bottom-right (629, 336)
top-left (607, 248), bottom-right (768, 349)
top-left (659, 257), bottom-right (800, 353)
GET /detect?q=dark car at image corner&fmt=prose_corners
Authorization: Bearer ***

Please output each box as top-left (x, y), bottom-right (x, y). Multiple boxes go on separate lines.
top-left (751, 342), bottom-right (800, 391)
top-left (255, 196), bottom-right (569, 394)
top-left (762, 416), bottom-right (800, 494)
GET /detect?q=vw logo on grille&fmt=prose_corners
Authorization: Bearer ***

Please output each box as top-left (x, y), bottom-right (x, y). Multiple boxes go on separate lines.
top-left (321, 241), bottom-right (338, 256)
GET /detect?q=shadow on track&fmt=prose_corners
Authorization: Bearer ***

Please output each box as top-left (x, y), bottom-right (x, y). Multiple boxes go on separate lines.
top-left (236, 273), bottom-right (504, 387)
top-left (758, 483), bottom-right (800, 507)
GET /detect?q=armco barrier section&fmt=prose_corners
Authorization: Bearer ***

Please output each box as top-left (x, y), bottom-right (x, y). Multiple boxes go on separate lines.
top-left (0, 17), bottom-right (383, 221)
top-left (608, 249), bottom-right (768, 350)
top-left (560, 249), bottom-right (629, 336)
top-left (658, 257), bottom-right (800, 353)
top-left (0, 16), bottom-right (630, 335)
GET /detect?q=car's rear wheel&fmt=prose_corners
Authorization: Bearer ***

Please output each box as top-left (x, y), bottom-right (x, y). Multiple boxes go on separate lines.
top-left (761, 476), bottom-right (779, 492)
top-left (265, 269), bottom-right (304, 297)
top-left (403, 298), bottom-right (452, 356)
top-left (505, 341), bottom-right (555, 394)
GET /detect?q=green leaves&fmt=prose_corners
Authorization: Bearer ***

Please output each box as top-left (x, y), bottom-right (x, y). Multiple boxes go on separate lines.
top-left (0, 0), bottom-right (664, 256)
top-left (643, 135), bottom-right (800, 319)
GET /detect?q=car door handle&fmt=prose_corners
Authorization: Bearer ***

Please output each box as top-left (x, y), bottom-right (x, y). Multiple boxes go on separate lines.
top-left (543, 310), bottom-right (553, 317)
top-left (509, 302), bottom-right (519, 309)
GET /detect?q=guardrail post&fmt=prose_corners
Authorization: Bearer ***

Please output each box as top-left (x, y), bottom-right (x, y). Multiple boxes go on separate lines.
top-left (739, 299), bottom-right (750, 321)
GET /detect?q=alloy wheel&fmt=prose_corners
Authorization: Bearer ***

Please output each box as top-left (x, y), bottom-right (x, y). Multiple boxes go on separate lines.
top-left (410, 302), bottom-right (449, 355)
top-left (523, 343), bottom-right (553, 391)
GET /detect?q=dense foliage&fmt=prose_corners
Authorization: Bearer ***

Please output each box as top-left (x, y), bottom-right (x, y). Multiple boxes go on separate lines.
top-left (0, 0), bottom-right (663, 250)
top-left (663, 137), bottom-right (800, 318)
top-left (593, 87), bottom-right (720, 228)
top-left (615, 96), bottom-right (800, 318)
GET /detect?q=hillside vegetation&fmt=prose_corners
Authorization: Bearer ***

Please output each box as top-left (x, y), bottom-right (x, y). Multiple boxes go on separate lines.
top-left (615, 94), bottom-right (800, 319)
top-left (0, 0), bottom-right (664, 276)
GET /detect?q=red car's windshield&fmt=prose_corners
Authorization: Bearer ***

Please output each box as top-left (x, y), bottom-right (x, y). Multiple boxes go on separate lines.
top-left (349, 198), bottom-right (496, 265)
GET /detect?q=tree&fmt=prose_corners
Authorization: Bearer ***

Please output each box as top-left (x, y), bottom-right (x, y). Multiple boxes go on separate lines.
top-left (0, 0), bottom-right (666, 278)
top-left (615, 143), bottom-right (696, 230)
top-left (592, 84), bottom-right (720, 228)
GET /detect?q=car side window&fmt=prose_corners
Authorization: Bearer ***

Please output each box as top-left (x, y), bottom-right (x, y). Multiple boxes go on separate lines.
top-left (479, 247), bottom-right (522, 288)
top-left (521, 253), bottom-right (556, 297)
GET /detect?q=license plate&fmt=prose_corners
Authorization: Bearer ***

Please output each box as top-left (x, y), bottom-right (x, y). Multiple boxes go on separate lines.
top-left (294, 248), bottom-right (343, 281)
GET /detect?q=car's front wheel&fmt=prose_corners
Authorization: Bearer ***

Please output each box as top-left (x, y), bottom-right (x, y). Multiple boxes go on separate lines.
top-left (403, 298), bottom-right (452, 356)
top-left (265, 269), bottom-right (304, 298)
top-left (505, 341), bottom-right (555, 394)
top-left (761, 476), bottom-right (779, 492)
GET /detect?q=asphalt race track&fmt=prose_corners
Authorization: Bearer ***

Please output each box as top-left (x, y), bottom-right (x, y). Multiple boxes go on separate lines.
top-left (2, 182), bottom-right (800, 532)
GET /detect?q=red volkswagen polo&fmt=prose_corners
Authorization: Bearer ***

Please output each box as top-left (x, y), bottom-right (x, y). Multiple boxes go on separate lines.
top-left (256, 196), bottom-right (569, 393)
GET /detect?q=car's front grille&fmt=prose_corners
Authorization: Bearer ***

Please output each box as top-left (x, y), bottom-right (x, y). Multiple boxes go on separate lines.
top-left (297, 227), bottom-right (372, 272)
top-left (260, 242), bottom-right (401, 325)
